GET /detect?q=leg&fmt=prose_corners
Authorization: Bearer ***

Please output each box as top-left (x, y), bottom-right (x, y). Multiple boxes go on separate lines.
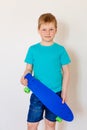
top-left (27, 94), bottom-right (44, 129)
top-left (44, 91), bottom-right (62, 130)
top-left (27, 122), bottom-right (39, 130)
top-left (45, 119), bottom-right (56, 130)
top-left (44, 105), bottom-right (56, 130)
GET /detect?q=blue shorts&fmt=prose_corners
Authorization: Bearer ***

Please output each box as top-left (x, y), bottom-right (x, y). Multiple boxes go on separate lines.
top-left (27, 91), bottom-right (61, 122)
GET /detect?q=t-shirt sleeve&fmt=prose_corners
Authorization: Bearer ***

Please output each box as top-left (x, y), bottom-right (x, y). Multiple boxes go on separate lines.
top-left (60, 47), bottom-right (71, 65)
top-left (24, 46), bottom-right (33, 64)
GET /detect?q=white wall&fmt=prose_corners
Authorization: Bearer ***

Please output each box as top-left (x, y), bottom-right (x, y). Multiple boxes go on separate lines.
top-left (0, 0), bottom-right (87, 130)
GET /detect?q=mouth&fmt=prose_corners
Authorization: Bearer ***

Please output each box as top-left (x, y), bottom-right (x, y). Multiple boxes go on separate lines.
top-left (45, 36), bottom-right (51, 38)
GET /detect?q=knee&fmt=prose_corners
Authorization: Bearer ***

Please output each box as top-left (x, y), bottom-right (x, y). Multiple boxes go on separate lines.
top-left (27, 122), bottom-right (39, 130)
top-left (45, 119), bottom-right (55, 128)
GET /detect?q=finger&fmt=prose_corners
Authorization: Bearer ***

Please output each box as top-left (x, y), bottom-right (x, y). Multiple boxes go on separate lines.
top-left (62, 99), bottom-right (65, 104)
top-left (25, 79), bottom-right (28, 86)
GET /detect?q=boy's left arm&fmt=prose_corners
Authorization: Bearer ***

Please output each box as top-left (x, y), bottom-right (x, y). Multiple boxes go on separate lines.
top-left (61, 64), bottom-right (70, 103)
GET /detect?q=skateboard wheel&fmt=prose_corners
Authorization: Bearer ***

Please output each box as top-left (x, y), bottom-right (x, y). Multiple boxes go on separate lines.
top-left (24, 87), bottom-right (30, 93)
top-left (56, 117), bottom-right (62, 122)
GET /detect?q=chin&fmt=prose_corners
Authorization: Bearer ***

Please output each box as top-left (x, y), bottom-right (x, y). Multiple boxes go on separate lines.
top-left (44, 39), bottom-right (53, 42)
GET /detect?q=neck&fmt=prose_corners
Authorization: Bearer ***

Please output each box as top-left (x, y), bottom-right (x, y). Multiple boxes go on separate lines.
top-left (40, 41), bottom-right (54, 46)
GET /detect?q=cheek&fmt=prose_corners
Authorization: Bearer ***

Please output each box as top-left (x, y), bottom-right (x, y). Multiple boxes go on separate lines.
top-left (40, 32), bottom-right (46, 36)
top-left (50, 32), bottom-right (56, 36)
top-left (38, 30), bottom-right (44, 34)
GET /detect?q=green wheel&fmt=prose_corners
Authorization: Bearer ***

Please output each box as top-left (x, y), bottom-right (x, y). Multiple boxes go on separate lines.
top-left (56, 117), bottom-right (62, 122)
top-left (24, 87), bottom-right (30, 93)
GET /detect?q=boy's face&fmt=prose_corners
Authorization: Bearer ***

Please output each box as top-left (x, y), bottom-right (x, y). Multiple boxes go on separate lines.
top-left (38, 22), bottom-right (57, 43)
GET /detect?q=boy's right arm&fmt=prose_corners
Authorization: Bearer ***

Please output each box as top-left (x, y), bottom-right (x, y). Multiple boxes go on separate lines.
top-left (20, 64), bottom-right (32, 86)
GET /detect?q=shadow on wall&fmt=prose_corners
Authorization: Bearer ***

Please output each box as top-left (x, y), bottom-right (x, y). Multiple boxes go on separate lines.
top-left (68, 49), bottom-right (83, 116)
top-left (55, 19), bottom-right (69, 45)
top-left (55, 20), bottom-right (83, 130)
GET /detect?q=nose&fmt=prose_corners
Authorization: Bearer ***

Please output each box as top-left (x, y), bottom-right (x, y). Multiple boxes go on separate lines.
top-left (46, 30), bottom-right (50, 35)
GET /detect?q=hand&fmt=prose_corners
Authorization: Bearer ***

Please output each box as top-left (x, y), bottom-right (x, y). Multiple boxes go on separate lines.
top-left (61, 91), bottom-right (67, 104)
top-left (20, 76), bottom-right (28, 86)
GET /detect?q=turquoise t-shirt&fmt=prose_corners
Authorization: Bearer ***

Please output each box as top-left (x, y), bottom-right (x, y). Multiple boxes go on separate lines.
top-left (24, 43), bottom-right (71, 92)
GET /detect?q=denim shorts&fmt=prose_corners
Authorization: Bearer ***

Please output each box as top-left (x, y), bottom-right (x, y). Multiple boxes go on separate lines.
top-left (27, 91), bottom-right (61, 122)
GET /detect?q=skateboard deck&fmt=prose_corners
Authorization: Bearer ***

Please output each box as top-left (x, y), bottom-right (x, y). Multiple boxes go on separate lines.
top-left (25, 73), bottom-right (74, 122)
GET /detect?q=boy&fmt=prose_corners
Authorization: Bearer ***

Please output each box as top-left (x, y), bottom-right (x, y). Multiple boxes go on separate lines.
top-left (20, 13), bottom-right (71, 130)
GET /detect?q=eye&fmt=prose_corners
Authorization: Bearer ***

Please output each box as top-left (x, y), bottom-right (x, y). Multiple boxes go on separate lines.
top-left (42, 29), bottom-right (46, 31)
top-left (50, 28), bottom-right (54, 31)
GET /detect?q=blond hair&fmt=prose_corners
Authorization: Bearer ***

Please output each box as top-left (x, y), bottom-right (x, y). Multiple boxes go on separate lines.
top-left (38, 13), bottom-right (57, 29)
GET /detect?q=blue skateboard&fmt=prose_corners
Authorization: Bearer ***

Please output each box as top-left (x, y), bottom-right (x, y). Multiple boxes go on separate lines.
top-left (24, 73), bottom-right (74, 122)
